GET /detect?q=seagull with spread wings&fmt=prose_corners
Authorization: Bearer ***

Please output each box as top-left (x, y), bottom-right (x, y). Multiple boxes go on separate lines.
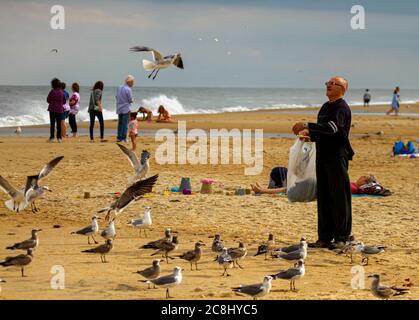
top-left (129, 46), bottom-right (184, 80)
top-left (0, 156), bottom-right (64, 212)
top-left (98, 174), bottom-right (158, 221)
top-left (117, 144), bottom-right (150, 181)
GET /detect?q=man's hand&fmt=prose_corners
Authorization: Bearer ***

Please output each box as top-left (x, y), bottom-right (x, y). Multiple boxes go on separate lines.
top-left (298, 129), bottom-right (310, 141)
top-left (292, 122), bottom-right (306, 135)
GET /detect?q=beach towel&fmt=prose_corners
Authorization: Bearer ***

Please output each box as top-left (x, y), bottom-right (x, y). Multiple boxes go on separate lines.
top-left (287, 139), bottom-right (317, 202)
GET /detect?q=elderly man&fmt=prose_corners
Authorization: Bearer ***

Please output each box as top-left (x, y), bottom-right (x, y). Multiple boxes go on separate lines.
top-left (116, 75), bottom-right (135, 142)
top-left (292, 76), bottom-right (354, 250)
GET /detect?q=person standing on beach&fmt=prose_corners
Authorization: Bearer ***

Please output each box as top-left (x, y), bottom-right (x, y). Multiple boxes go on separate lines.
top-left (363, 89), bottom-right (371, 107)
top-left (128, 112), bottom-right (139, 151)
top-left (116, 75), bottom-right (135, 142)
top-left (69, 82), bottom-right (80, 137)
top-left (47, 78), bottom-right (65, 142)
top-left (292, 76), bottom-right (354, 250)
top-left (88, 81), bottom-right (105, 142)
top-left (386, 86), bottom-right (400, 116)
top-left (61, 82), bottom-right (70, 138)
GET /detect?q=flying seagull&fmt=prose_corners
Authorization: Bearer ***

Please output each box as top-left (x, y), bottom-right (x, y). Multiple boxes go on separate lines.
top-left (0, 156), bottom-right (64, 212)
top-left (178, 242), bottom-right (205, 271)
top-left (98, 174), bottom-right (158, 221)
top-left (50, 49), bottom-right (58, 53)
top-left (129, 46), bottom-right (184, 80)
top-left (134, 259), bottom-right (161, 289)
top-left (117, 144), bottom-right (150, 181)
top-left (232, 276), bottom-right (273, 300)
top-left (6, 229), bottom-right (42, 251)
top-left (71, 215), bottom-right (100, 244)
top-left (82, 239), bottom-right (114, 263)
top-left (128, 206), bottom-right (152, 237)
top-left (368, 274), bottom-right (409, 299)
top-left (142, 266), bottom-right (183, 299)
top-left (0, 248), bottom-right (34, 277)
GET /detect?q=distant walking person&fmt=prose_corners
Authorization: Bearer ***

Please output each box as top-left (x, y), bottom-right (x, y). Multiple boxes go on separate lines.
top-left (88, 81), bottom-right (105, 142)
top-left (69, 82), bottom-right (80, 137)
top-left (363, 89), bottom-right (371, 107)
top-left (116, 75), bottom-right (135, 142)
top-left (386, 87), bottom-right (400, 116)
top-left (61, 82), bottom-right (70, 138)
top-left (47, 78), bottom-right (65, 143)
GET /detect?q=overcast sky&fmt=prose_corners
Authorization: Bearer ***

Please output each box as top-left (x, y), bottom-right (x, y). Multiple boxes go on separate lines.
top-left (0, 0), bottom-right (418, 88)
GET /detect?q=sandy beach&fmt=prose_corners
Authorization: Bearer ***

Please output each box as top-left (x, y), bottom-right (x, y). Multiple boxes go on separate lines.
top-left (0, 106), bottom-right (418, 300)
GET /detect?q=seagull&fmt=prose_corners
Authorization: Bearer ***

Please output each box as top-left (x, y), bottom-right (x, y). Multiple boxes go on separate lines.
top-left (98, 174), bottom-right (158, 221)
top-left (271, 237), bottom-right (307, 255)
top-left (271, 259), bottom-right (305, 291)
top-left (101, 218), bottom-right (116, 240)
top-left (212, 234), bottom-right (224, 255)
top-left (15, 127), bottom-right (22, 135)
top-left (6, 229), bottom-right (42, 251)
top-left (50, 49), bottom-right (58, 53)
top-left (0, 248), bottom-right (34, 277)
top-left (368, 274), bottom-right (409, 299)
top-left (71, 215), bottom-right (100, 244)
top-left (254, 233), bottom-right (275, 259)
top-left (335, 235), bottom-right (357, 263)
top-left (141, 228), bottom-right (176, 250)
top-left (232, 276), bottom-right (273, 300)
top-left (217, 247), bottom-right (234, 276)
top-left (0, 156), bottom-right (64, 212)
top-left (24, 177), bottom-right (52, 213)
top-left (272, 239), bottom-right (307, 262)
top-left (117, 144), bottom-right (150, 181)
top-left (134, 259), bottom-right (161, 289)
top-left (129, 46), bottom-right (184, 80)
top-left (82, 239), bottom-right (114, 263)
top-left (128, 206), bottom-right (152, 237)
top-left (143, 266), bottom-right (183, 299)
top-left (151, 236), bottom-right (179, 264)
top-left (355, 242), bottom-right (385, 266)
top-left (178, 242), bottom-right (205, 271)
top-left (228, 242), bottom-right (247, 269)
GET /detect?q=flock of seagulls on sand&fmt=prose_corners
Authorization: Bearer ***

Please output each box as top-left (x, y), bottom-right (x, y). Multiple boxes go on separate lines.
top-left (0, 144), bottom-right (413, 300)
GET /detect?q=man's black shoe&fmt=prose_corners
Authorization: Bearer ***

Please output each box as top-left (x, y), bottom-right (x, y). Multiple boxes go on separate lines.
top-left (308, 240), bottom-right (331, 248)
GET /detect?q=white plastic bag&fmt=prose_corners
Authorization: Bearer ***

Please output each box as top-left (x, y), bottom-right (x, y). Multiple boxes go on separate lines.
top-left (287, 139), bottom-right (317, 202)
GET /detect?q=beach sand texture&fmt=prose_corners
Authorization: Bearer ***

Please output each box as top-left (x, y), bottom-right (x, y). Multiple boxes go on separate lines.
top-left (0, 108), bottom-right (418, 300)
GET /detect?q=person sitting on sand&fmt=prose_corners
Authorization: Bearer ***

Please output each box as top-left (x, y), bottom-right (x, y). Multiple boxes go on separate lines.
top-left (156, 105), bottom-right (173, 123)
top-left (128, 112), bottom-right (138, 151)
top-left (138, 106), bottom-right (153, 122)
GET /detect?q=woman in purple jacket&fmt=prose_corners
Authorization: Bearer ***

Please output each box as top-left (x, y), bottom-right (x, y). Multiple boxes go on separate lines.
top-left (47, 78), bottom-right (65, 142)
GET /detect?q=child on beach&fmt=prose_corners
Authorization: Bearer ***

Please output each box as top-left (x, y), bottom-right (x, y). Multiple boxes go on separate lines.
top-left (138, 106), bottom-right (153, 122)
top-left (156, 105), bottom-right (173, 123)
top-left (128, 112), bottom-right (138, 150)
top-left (69, 82), bottom-right (80, 138)
top-left (61, 82), bottom-right (70, 138)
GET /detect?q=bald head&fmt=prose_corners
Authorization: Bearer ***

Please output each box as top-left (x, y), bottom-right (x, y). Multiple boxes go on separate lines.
top-left (326, 76), bottom-right (348, 102)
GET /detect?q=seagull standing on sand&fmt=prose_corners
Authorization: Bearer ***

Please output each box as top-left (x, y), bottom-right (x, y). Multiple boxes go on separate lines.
top-left (98, 174), bottom-right (158, 221)
top-left (71, 215), bottom-right (100, 244)
top-left (212, 234), bottom-right (224, 256)
top-left (228, 242), bottom-right (247, 269)
top-left (271, 259), bottom-right (305, 291)
top-left (151, 236), bottom-right (179, 264)
top-left (6, 229), bottom-right (42, 251)
top-left (143, 266), bottom-right (183, 299)
top-left (232, 276), bottom-right (273, 300)
top-left (178, 242), bottom-right (205, 271)
top-left (128, 206), bottom-right (152, 237)
top-left (129, 46), bottom-right (184, 80)
top-left (335, 235), bottom-right (357, 263)
top-left (254, 233), bottom-right (275, 259)
top-left (141, 228), bottom-right (176, 250)
top-left (82, 239), bottom-right (114, 263)
top-left (101, 219), bottom-right (116, 240)
top-left (0, 248), bottom-right (34, 277)
top-left (271, 237), bottom-right (307, 255)
top-left (134, 259), bottom-right (161, 289)
top-left (368, 274), bottom-right (409, 299)
top-left (355, 242), bottom-right (385, 265)
top-left (272, 239), bottom-right (307, 262)
top-left (0, 156), bottom-right (64, 212)
top-left (117, 144), bottom-right (150, 181)
top-left (217, 247), bottom-right (234, 276)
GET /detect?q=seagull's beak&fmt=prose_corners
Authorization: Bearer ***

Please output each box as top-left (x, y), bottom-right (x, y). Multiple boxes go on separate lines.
top-left (37, 229), bottom-right (43, 232)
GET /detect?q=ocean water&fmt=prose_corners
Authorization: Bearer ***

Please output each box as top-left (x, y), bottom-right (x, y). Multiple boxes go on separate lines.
top-left (0, 86), bottom-right (418, 128)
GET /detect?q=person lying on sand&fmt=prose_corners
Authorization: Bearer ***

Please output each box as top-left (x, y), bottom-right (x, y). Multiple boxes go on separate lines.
top-left (156, 105), bottom-right (173, 123)
top-left (351, 175), bottom-right (392, 196)
top-left (138, 106), bottom-right (153, 122)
